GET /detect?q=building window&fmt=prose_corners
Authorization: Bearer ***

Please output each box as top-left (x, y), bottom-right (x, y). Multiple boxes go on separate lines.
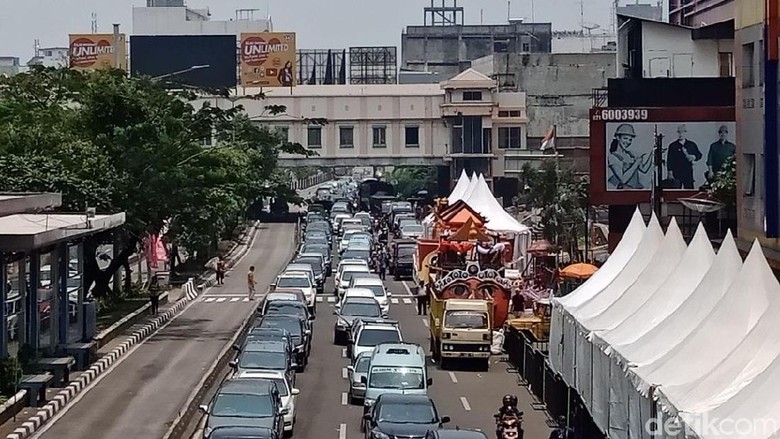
top-left (307, 126), bottom-right (322, 149)
top-left (405, 125), bottom-right (420, 148)
top-left (742, 43), bottom-right (755, 88)
top-left (372, 125), bottom-right (387, 148)
top-left (498, 110), bottom-right (523, 118)
top-left (759, 40), bottom-right (765, 85)
top-left (483, 127), bottom-right (492, 153)
top-left (463, 91), bottom-right (483, 101)
top-left (522, 43), bottom-right (530, 52)
top-left (498, 127), bottom-right (522, 149)
top-left (743, 153), bottom-right (756, 196)
top-left (718, 52), bottom-right (734, 77)
top-left (339, 126), bottom-right (354, 148)
top-left (275, 126), bottom-right (289, 142)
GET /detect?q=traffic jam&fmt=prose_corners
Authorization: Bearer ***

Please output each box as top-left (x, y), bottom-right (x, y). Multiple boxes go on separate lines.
top-left (196, 176), bottom-right (531, 439)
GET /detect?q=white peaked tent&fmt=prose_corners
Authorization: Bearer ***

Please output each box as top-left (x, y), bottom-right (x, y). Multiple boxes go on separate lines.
top-left (448, 169), bottom-right (472, 204)
top-left (550, 208), bottom-right (649, 384)
top-left (463, 174), bottom-right (529, 234)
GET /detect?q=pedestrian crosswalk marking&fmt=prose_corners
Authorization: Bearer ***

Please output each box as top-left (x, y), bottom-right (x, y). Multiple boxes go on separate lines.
top-left (390, 298), bottom-right (399, 304)
top-left (402, 298), bottom-right (412, 304)
top-left (216, 297), bottom-right (227, 303)
top-left (242, 297), bottom-right (250, 302)
top-left (316, 297), bottom-right (324, 303)
top-left (204, 298), bottom-right (216, 303)
top-left (327, 297), bottom-right (337, 303)
top-left (230, 297), bottom-right (240, 302)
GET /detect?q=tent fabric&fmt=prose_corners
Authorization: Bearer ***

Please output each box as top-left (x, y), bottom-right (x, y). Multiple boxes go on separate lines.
top-left (448, 169), bottom-right (471, 204)
top-left (462, 174), bottom-right (529, 234)
top-left (549, 208), bottom-right (647, 382)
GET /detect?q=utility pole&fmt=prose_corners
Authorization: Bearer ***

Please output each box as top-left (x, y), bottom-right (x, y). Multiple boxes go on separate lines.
top-left (651, 126), bottom-right (664, 218)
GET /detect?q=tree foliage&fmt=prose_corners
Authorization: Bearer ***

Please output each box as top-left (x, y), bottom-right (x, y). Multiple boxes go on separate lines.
top-left (518, 160), bottom-right (588, 258)
top-left (389, 166), bottom-right (437, 198)
top-left (0, 67), bottom-right (308, 297)
top-left (708, 155), bottom-right (736, 207)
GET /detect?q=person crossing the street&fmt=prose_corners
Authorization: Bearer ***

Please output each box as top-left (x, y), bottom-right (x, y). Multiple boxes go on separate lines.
top-left (416, 280), bottom-right (429, 315)
top-left (247, 266), bottom-right (257, 300)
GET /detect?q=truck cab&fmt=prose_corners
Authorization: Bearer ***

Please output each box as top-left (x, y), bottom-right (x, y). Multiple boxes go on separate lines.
top-left (429, 299), bottom-right (492, 370)
top-left (390, 239), bottom-right (417, 280)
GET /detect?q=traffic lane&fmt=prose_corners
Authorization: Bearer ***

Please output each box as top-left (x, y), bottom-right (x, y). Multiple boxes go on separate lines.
top-left (385, 278), bottom-right (553, 437)
top-left (36, 224), bottom-right (296, 439)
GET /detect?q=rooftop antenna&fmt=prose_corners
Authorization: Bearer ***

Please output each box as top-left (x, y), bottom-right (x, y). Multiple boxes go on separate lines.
top-left (480, 9), bottom-right (484, 25)
top-left (507, 1), bottom-right (511, 22)
top-left (91, 12), bottom-right (98, 33)
top-left (580, 0), bottom-right (586, 51)
top-left (611, 0), bottom-right (618, 35)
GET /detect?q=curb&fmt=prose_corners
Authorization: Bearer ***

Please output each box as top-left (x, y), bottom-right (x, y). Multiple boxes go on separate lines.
top-left (0, 391), bottom-right (27, 425)
top-left (3, 223), bottom-right (260, 439)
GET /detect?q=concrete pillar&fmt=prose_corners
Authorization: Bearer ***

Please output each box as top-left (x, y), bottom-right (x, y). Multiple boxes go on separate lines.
top-left (57, 244), bottom-right (68, 346)
top-left (0, 252), bottom-right (6, 358)
top-left (28, 252), bottom-right (39, 351)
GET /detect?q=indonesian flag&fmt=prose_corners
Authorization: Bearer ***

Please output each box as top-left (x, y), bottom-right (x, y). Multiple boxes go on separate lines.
top-left (540, 126), bottom-right (556, 151)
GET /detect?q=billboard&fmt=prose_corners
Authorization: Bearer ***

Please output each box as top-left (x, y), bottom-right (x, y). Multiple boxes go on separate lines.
top-left (69, 34), bottom-right (127, 71)
top-left (240, 32), bottom-right (296, 87)
top-left (130, 35), bottom-right (237, 89)
top-left (590, 107), bottom-right (735, 205)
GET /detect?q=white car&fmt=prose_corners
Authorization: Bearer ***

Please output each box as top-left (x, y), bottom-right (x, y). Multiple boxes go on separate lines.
top-left (336, 288), bottom-right (377, 311)
top-left (234, 370), bottom-right (300, 434)
top-left (335, 259), bottom-right (369, 289)
top-left (349, 277), bottom-right (391, 316)
top-left (332, 213), bottom-right (352, 233)
top-left (350, 320), bottom-right (403, 361)
top-left (339, 230), bottom-right (362, 254)
top-left (337, 266), bottom-right (371, 297)
top-left (275, 272), bottom-right (316, 313)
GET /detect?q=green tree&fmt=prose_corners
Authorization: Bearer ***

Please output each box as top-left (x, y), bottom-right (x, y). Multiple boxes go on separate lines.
top-left (389, 166), bottom-right (437, 198)
top-left (0, 67), bottom-right (307, 298)
top-left (708, 155), bottom-right (736, 207)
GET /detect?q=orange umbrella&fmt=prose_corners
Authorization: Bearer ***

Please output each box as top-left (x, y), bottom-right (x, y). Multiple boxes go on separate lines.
top-left (560, 262), bottom-right (598, 280)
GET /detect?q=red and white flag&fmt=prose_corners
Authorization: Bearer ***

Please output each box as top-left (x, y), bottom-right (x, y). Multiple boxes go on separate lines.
top-left (541, 126), bottom-right (556, 151)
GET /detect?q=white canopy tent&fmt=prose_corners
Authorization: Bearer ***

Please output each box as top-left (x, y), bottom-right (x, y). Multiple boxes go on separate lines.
top-left (463, 174), bottom-right (530, 235)
top-left (550, 209), bottom-right (780, 439)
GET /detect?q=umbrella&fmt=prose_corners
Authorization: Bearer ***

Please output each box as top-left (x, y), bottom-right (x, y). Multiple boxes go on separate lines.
top-left (528, 239), bottom-right (555, 253)
top-left (559, 262), bottom-right (598, 280)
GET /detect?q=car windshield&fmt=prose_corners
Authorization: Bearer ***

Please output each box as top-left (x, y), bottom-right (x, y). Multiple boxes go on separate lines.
top-left (355, 356), bottom-right (371, 373)
top-left (369, 367), bottom-right (426, 391)
top-left (239, 351), bottom-right (287, 370)
top-left (358, 328), bottom-right (401, 347)
top-left (212, 393), bottom-right (274, 418)
top-left (269, 378), bottom-right (289, 397)
top-left (402, 225), bottom-right (423, 233)
top-left (377, 401), bottom-right (436, 424)
top-left (358, 285), bottom-right (385, 298)
top-left (260, 318), bottom-right (302, 338)
top-left (296, 259), bottom-right (322, 274)
top-left (266, 303), bottom-right (306, 318)
top-left (342, 270), bottom-right (368, 283)
top-left (247, 333), bottom-right (287, 344)
top-left (444, 311), bottom-right (489, 329)
top-left (396, 246), bottom-right (416, 258)
top-left (303, 246), bottom-right (328, 255)
top-left (343, 250), bottom-right (370, 261)
top-left (277, 277), bottom-right (310, 288)
top-left (342, 302), bottom-right (381, 317)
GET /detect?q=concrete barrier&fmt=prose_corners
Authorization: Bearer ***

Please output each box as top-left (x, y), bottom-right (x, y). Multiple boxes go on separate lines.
top-left (0, 390), bottom-right (28, 425)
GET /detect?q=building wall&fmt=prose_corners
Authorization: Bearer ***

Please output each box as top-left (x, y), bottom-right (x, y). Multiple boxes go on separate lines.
top-left (0, 57), bottom-right (20, 76)
top-left (670, 0), bottom-right (735, 27)
top-left (552, 32), bottom-right (616, 54)
top-left (401, 22), bottom-right (553, 77)
top-left (641, 21), bottom-right (723, 77)
top-left (132, 7), bottom-right (271, 36)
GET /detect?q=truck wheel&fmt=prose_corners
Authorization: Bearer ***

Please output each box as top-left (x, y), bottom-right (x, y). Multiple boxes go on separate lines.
top-left (482, 358), bottom-right (490, 371)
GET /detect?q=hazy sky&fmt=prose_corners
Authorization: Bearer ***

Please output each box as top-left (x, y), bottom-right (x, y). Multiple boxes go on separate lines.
top-left (1, 0), bottom-right (627, 62)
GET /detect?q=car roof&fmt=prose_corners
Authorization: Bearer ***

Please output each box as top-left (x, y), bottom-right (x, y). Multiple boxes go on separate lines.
top-left (343, 297), bottom-right (380, 305)
top-left (343, 266), bottom-right (370, 272)
top-left (237, 369), bottom-right (287, 381)
top-left (351, 277), bottom-right (384, 286)
top-left (209, 425), bottom-right (275, 438)
top-left (266, 293), bottom-right (300, 301)
top-left (219, 378), bottom-right (275, 395)
top-left (286, 264), bottom-right (313, 271)
top-left (377, 393), bottom-right (432, 404)
top-left (298, 253), bottom-right (323, 259)
top-left (431, 430), bottom-right (489, 439)
top-left (344, 288), bottom-right (375, 296)
top-left (340, 259), bottom-right (367, 265)
top-left (243, 340), bottom-right (287, 352)
top-left (249, 327), bottom-right (290, 336)
top-left (279, 271), bottom-right (309, 278)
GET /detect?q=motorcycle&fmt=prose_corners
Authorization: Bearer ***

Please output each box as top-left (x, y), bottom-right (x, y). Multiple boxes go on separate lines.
top-left (496, 414), bottom-right (524, 439)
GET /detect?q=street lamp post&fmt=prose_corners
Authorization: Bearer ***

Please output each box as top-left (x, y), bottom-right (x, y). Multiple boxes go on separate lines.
top-left (151, 64), bottom-right (210, 82)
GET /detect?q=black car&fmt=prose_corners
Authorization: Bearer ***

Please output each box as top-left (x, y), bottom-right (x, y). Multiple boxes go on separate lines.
top-left (244, 327), bottom-right (294, 358)
top-left (208, 426), bottom-right (280, 439)
top-left (261, 301), bottom-right (314, 332)
top-left (256, 315), bottom-right (311, 372)
top-left (201, 379), bottom-right (285, 439)
top-left (363, 394), bottom-right (450, 439)
top-left (301, 243), bottom-right (332, 275)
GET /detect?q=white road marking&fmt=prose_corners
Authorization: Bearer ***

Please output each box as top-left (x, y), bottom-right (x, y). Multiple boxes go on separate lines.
top-left (342, 367), bottom-right (348, 379)
top-left (341, 392), bottom-right (348, 405)
top-left (216, 297), bottom-right (227, 303)
top-left (449, 372), bottom-right (458, 383)
top-left (230, 297), bottom-right (240, 302)
top-left (328, 296), bottom-right (337, 303)
top-left (402, 281), bottom-right (414, 296)
top-left (460, 396), bottom-right (471, 411)
top-left (391, 298), bottom-right (399, 304)
top-left (402, 298), bottom-right (412, 304)
top-left (204, 298), bottom-right (216, 303)
top-left (242, 297), bottom-right (250, 302)
top-left (342, 348), bottom-right (347, 358)
top-left (338, 423), bottom-right (347, 439)
top-left (422, 318), bottom-right (429, 328)
top-left (317, 296), bottom-right (324, 302)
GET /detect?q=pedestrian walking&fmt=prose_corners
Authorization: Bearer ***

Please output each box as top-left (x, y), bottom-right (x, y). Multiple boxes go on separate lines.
top-left (216, 258), bottom-right (226, 285)
top-left (149, 276), bottom-right (161, 315)
top-left (416, 281), bottom-right (428, 315)
top-left (549, 416), bottom-right (575, 439)
top-left (247, 266), bottom-right (257, 300)
top-left (378, 257), bottom-right (387, 280)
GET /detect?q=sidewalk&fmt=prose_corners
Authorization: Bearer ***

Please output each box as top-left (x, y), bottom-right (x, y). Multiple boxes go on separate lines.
top-left (0, 288), bottom-right (181, 438)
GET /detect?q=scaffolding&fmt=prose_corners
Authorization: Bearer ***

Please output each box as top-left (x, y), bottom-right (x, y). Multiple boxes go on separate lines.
top-left (349, 47), bottom-right (397, 85)
top-left (424, 0), bottom-right (464, 26)
top-left (296, 49), bottom-right (348, 85)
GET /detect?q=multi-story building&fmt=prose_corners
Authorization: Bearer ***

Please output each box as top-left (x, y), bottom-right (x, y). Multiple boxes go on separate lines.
top-left (669, 0), bottom-right (735, 27)
top-left (26, 47), bottom-right (68, 68)
top-left (0, 57), bottom-right (20, 77)
top-left (132, 0), bottom-right (271, 36)
top-left (734, 0), bottom-right (780, 266)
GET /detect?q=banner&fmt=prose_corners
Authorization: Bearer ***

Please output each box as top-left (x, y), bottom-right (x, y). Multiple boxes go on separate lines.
top-left (239, 32), bottom-right (296, 87)
top-left (69, 34), bottom-right (127, 71)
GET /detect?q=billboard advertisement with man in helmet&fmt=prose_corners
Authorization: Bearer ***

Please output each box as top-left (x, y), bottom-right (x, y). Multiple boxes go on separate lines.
top-left (605, 120), bottom-right (735, 192)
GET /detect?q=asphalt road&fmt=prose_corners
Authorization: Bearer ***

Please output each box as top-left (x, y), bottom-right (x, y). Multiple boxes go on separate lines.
top-left (34, 223), bottom-right (296, 439)
top-left (189, 246), bottom-right (554, 438)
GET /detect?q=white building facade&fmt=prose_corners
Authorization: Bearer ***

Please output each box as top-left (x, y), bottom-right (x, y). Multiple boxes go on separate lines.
top-left (132, 6), bottom-right (271, 36)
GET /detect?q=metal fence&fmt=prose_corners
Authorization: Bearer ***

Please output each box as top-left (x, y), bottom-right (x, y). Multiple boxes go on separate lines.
top-left (505, 326), bottom-right (605, 438)
top-left (290, 171), bottom-right (333, 191)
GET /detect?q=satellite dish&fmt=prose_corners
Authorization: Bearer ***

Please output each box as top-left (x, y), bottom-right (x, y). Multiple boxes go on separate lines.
top-left (582, 22), bottom-right (601, 31)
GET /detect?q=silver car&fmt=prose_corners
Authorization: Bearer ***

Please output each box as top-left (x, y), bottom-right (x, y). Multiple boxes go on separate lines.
top-left (347, 352), bottom-right (371, 404)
